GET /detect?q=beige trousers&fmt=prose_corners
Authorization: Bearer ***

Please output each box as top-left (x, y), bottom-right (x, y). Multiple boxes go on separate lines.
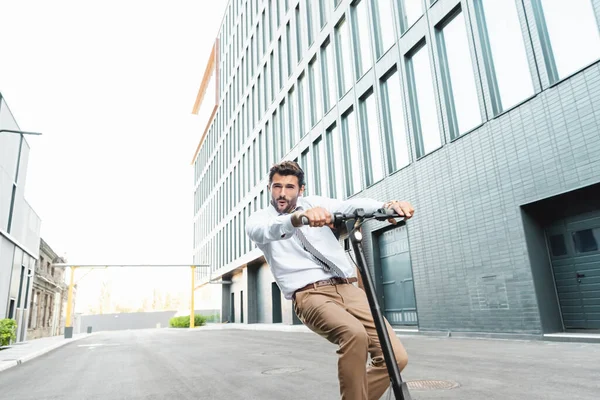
top-left (293, 283), bottom-right (408, 400)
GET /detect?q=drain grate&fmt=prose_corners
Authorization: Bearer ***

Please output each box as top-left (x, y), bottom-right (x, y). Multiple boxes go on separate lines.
top-left (262, 367), bottom-right (304, 375)
top-left (406, 380), bottom-right (460, 390)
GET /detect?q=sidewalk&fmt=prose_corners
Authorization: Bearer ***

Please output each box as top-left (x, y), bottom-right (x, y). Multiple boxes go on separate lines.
top-left (0, 333), bottom-right (90, 372)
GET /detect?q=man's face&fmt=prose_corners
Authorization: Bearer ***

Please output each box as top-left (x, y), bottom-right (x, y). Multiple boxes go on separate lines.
top-left (269, 173), bottom-right (304, 214)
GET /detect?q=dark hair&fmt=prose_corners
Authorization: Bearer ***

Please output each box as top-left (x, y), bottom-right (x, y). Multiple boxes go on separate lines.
top-left (268, 161), bottom-right (305, 187)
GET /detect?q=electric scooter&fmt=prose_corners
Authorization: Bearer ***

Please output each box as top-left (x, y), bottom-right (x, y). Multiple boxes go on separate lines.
top-left (332, 208), bottom-right (413, 400)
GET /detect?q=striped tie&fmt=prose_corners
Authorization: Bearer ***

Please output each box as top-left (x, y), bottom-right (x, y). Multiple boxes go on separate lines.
top-left (295, 228), bottom-right (345, 277)
top-left (288, 206), bottom-right (345, 277)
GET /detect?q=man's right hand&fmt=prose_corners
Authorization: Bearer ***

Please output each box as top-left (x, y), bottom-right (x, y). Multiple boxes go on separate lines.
top-left (291, 207), bottom-right (333, 228)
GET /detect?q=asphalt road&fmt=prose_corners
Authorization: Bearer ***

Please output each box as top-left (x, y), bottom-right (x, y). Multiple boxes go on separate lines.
top-left (0, 328), bottom-right (599, 399)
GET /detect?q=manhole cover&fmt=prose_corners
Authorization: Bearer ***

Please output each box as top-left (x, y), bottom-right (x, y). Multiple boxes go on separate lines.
top-left (406, 380), bottom-right (460, 390)
top-left (262, 367), bottom-right (304, 375)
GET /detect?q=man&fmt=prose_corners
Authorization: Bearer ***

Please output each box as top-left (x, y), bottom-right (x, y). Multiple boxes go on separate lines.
top-left (246, 161), bottom-right (414, 400)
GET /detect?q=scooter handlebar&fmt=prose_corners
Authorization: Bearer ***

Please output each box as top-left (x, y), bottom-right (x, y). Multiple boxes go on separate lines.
top-left (301, 208), bottom-right (400, 227)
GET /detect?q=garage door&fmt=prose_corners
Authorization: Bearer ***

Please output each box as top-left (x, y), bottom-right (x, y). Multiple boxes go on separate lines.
top-left (378, 226), bottom-right (418, 326)
top-left (546, 213), bottom-right (600, 329)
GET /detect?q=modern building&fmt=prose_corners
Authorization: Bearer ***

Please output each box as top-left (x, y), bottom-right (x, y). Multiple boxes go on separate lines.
top-left (0, 93), bottom-right (42, 343)
top-left (26, 239), bottom-right (74, 340)
top-left (191, 0), bottom-right (600, 337)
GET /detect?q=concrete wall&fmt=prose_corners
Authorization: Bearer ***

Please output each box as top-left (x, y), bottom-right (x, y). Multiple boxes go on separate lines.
top-left (0, 95), bottom-right (41, 343)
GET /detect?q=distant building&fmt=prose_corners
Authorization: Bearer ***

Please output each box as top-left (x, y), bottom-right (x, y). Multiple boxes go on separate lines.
top-left (0, 93), bottom-right (42, 343)
top-left (27, 239), bottom-right (76, 339)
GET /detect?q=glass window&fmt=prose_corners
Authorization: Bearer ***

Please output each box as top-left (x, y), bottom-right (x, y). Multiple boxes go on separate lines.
top-left (341, 110), bottom-right (363, 196)
top-left (286, 22), bottom-right (293, 76)
top-left (288, 88), bottom-right (297, 148)
top-left (374, 0), bottom-right (396, 57)
top-left (278, 38), bottom-right (284, 89)
top-left (359, 91), bottom-right (384, 185)
top-left (270, 52), bottom-right (275, 102)
top-left (253, 139), bottom-right (258, 185)
top-left (265, 121), bottom-right (271, 173)
top-left (301, 149), bottom-right (311, 195)
top-left (438, 11), bottom-right (482, 137)
top-left (406, 43), bottom-right (442, 157)
top-left (400, 0), bottom-right (423, 33)
top-left (309, 58), bottom-right (323, 126)
top-left (319, 0), bottom-right (327, 28)
top-left (269, 0), bottom-right (274, 40)
top-left (297, 73), bottom-right (307, 137)
top-left (538, 0), bottom-right (600, 82)
top-left (335, 17), bottom-right (354, 97)
top-left (279, 101), bottom-right (287, 157)
top-left (296, 5), bottom-right (303, 63)
top-left (306, 0), bottom-right (315, 46)
top-left (263, 64), bottom-right (268, 113)
top-left (573, 228), bottom-right (600, 254)
top-left (380, 69), bottom-right (410, 172)
top-left (272, 110), bottom-right (280, 161)
top-left (477, 0), bottom-right (534, 113)
top-left (312, 136), bottom-right (327, 196)
top-left (262, 11), bottom-right (267, 55)
top-left (259, 130), bottom-right (265, 178)
top-left (326, 124), bottom-right (345, 200)
top-left (321, 40), bottom-right (337, 113)
top-left (352, 0), bottom-right (373, 78)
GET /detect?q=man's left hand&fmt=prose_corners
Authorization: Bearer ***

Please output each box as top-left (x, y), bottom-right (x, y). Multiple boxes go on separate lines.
top-left (383, 200), bottom-right (414, 224)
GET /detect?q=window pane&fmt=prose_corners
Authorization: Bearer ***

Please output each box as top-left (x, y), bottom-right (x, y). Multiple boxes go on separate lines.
top-left (312, 139), bottom-right (322, 195)
top-left (295, 6), bottom-right (303, 63)
top-left (440, 12), bottom-right (482, 136)
top-left (297, 74), bottom-right (307, 137)
top-left (375, 0), bottom-right (396, 56)
top-left (322, 41), bottom-right (337, 112)
top-left (480, 0), bottom-right (534, 112)
top-left (360, 92), bottom-right (384, 185)
top-left (353, 0), bottom-right (373, 77)
top-left (540, 0), bottom-right (600, 81)
top-left (326, 125), bottom-right (345, 200)
top-left (342, 111), bottom-right (363, 195)
top-left (381, 70), bottom-right (410, 172)
top-left (572, 228), bottom-right (600, 254)
top-left (279, 101), bottom-right (287, 156)
top-left (401, 0), bottom-right (423, 32)
top-left (309, 59), bottom-right (323, 126)
top-left (288, 88), bottom-right (297, 147)
top-left (408, 44), bottom-right (442, 156)
top-left (313, 136), bottom-right (328, 197)
top-left (306, 0), bottom-right (314, 45)
top-left (336, 18), bottom-right (354, 97)
top-left (286, 23), bottom-right (293, 76)
top-left (301, 149), bottom-right (311, 195)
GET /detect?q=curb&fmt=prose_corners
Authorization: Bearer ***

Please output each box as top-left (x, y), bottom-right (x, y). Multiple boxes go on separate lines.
top-left (0, 334), bottom-right (90, 373)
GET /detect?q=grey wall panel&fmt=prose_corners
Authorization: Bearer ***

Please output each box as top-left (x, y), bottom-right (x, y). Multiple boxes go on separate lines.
top-left (358, 64), bottom-right (600, 334)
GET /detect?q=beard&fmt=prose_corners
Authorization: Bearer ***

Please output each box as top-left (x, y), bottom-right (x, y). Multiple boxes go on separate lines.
top-left (271, 196), bottom-right (296, 214)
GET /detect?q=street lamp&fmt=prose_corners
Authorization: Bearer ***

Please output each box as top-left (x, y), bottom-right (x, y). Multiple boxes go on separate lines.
top-left (0, 129), bottom-right (43, 136)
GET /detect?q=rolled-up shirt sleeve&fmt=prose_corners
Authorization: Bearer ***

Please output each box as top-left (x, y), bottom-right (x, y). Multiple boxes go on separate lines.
top-left (246, 212), bottom-right (296, 244)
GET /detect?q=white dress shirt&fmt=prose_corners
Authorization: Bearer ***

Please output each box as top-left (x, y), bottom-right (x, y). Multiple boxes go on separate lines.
top-left (246, 195), bottom-right (384, 299)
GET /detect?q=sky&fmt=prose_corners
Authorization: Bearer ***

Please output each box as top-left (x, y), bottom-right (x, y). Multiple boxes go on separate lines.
top-left (0, 0), bottom-right (227, 312)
